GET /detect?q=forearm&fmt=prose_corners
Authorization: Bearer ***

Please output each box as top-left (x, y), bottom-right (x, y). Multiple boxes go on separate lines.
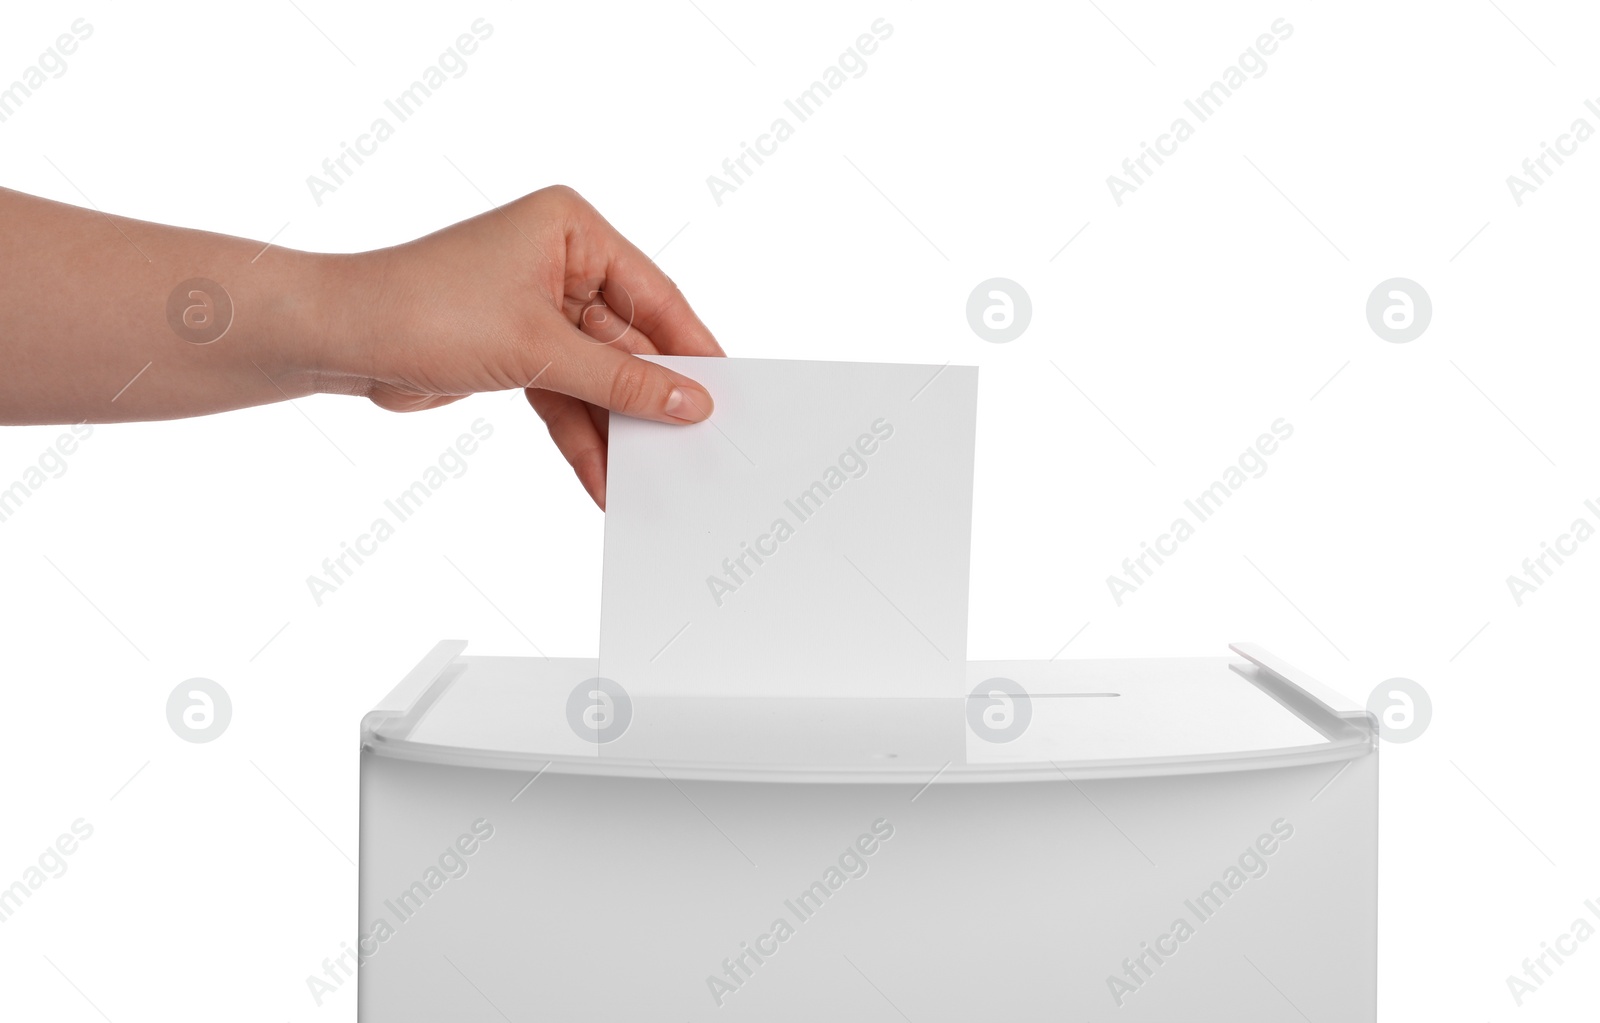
top-left (0, 187), bottom-right (365, 424)
top-left (0, 181), bottom-right (720, 507)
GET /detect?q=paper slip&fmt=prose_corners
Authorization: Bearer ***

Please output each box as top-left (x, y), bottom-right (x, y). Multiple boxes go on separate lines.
top-left (598, 357), bottom-right (978, 697)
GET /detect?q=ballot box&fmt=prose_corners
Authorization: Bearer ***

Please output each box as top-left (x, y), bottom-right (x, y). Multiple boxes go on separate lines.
top-left (356, 640), bottom-right (1376, 1021)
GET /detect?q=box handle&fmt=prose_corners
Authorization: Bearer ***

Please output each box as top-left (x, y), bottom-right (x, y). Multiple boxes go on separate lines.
top-left (1229, 642), bottom-right (1374, 730)
top-left (360, 639), bottom-right (468, 744)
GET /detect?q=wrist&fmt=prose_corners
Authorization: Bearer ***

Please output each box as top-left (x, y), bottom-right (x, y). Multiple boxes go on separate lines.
top-left (267, 248), bottom-right (391, 397)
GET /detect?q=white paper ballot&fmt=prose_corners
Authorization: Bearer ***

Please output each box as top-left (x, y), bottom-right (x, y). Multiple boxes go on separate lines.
top-left (599, 357), bottom-right (978, 697)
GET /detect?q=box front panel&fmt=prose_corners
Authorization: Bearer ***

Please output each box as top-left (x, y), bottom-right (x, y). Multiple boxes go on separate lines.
top-left (357, 752), bottom-right (1375, 1021)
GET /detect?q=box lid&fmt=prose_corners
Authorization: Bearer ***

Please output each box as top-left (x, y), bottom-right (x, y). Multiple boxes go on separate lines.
top-left (360, 643), bottom-right (1374, 783)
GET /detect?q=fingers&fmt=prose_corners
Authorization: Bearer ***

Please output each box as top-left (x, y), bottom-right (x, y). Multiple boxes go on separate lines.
top-left (527, 389), bottom-right (607, 509)
top-left (575, 295), bottom-right (656, 355)
top-left (605, 243), bottom-right (724, 357)
top-left (558, 195), bottom-right (724, 358)
top-left (586, 397), bottom-right (609, 444)
top-left (536, 317), bottom-right (714, 425)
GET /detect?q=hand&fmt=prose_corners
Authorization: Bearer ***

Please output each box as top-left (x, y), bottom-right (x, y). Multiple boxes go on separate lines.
top-left (0, 184), bottom-right (721, 511)
top-left (323, 185), bottom-right (723, 508)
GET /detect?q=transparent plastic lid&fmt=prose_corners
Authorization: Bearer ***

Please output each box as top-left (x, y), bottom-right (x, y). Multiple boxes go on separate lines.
top-left (360, 643), bottom-right (1374, 783)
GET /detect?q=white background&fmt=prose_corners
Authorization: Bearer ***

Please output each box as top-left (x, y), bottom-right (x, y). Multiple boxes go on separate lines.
top-left (1, 1), bottom-right (1596, 1019)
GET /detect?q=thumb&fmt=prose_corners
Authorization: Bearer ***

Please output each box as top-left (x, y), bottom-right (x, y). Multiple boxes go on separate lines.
top-left (539, 335), bottom-right (714, 424)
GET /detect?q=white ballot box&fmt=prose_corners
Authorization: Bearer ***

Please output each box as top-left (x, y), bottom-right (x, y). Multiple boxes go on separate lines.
top-left (357, 641), bottom-right (1376, 1022)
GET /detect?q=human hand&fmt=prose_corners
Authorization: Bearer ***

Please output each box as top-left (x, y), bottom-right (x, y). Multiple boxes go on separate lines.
top-left (1, 184), bottom-right (718, 509)
top-left (317, 185), bottom-right (723, 508)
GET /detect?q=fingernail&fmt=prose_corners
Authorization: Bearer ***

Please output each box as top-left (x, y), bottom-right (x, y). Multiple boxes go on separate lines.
top-left (665, 387), bottom-right (709, 422)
